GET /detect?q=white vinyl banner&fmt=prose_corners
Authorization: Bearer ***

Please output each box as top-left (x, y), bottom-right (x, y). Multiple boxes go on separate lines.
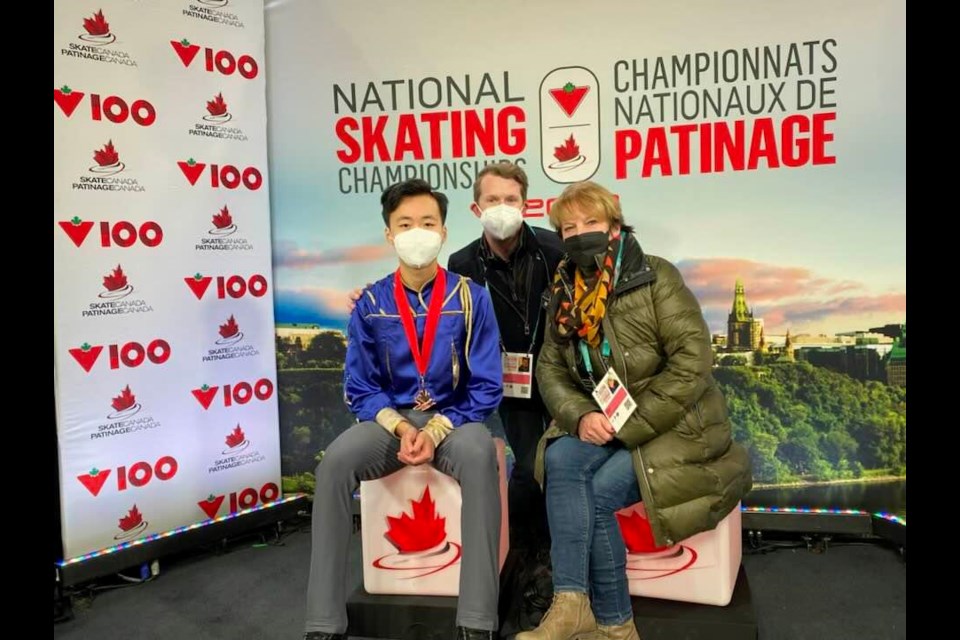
top-left (54, 0), bottom-right (280, 559)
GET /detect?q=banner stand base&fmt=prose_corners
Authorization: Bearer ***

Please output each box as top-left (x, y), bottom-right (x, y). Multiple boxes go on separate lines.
top-left (56, 493), bottom-right (309, 587)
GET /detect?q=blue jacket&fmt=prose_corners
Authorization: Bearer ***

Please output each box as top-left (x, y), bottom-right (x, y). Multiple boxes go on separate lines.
top-left (344, 268), bottom-right (503, 427)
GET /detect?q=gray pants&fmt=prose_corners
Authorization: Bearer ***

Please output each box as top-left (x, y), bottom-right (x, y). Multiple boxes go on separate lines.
top-left (304, 411), bottom-right (501, 633)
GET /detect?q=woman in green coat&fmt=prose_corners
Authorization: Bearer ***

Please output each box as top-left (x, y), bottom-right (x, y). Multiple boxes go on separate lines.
top-left (517, 182), bottom-right (752, 640)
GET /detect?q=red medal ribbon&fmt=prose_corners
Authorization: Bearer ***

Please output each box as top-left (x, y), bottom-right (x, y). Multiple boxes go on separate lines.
top-left (393, 267), bottom-right (447, 381)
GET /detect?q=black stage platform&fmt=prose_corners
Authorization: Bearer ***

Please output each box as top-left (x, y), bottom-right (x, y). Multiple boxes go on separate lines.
top-left (54, 513), bottom-right (905, 640)
top-left (348, 558), bottom-right (757, 640)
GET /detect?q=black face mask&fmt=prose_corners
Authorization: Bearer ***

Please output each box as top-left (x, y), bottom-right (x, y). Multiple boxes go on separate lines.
top-left (563, 231), bottom-right (609, 271)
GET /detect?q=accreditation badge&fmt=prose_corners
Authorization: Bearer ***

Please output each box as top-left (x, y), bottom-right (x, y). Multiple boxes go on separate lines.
top-left (502, 352), bottom-right (534, 399)
top-left (591, 368), bottom-right (637, 432)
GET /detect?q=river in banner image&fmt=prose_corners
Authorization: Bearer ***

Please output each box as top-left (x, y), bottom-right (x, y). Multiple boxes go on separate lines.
top-left (743, 478), bottom-right (906, 517)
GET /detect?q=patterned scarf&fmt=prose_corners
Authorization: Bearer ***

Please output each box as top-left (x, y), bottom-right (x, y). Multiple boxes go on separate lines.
top-left (552, 230), bottom-right (621, 347)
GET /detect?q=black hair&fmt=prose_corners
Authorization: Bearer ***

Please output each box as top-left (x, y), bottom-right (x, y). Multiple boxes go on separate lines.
top-left (380, 178), bottom-right (448, 226)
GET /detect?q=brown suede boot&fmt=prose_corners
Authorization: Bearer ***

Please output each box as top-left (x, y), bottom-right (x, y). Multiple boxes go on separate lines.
top-left (596, 619), bottom-right (641, 640)
top-left (516, 591), bottom-right (598, 640)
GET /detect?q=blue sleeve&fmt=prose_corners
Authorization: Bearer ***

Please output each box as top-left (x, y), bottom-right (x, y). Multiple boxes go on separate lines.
top-left (343, 302), bottom-right (393, 421)
top-left (445, 284), bottom-right (503, 427)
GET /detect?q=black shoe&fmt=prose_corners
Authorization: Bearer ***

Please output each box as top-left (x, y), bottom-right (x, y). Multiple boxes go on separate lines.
top-left (455, 627), bottom-right (495, 640)
top-left (303, 633), bottom-right (347, 640)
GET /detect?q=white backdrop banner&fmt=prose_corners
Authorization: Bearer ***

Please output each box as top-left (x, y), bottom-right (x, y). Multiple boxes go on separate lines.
top-left (54, 0), bottom-right (280, 559)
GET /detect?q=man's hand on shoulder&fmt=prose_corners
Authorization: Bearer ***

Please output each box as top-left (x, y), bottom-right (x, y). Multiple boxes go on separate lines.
top-left (346, 284), bottom-right (372, 313)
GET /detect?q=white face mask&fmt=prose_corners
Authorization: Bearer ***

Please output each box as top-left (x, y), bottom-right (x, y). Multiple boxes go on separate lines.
top-left (479, 203), bottom-right (523, 241)
top-left (392, 227), bottom-right (443, 268)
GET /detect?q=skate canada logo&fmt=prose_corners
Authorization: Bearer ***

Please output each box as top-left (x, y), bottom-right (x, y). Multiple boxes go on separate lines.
top-left (190, 93), bottom-right (248, 141)
top-left (372, 487), bottom-right (462, 578)
top-left (539, 67), bottom-right (601, 183)
top-left (61, 10), bottom-right (138, 67)
top-left (114, 505), bottom-right (149, 540)
top-left (89, 140), bottom-right (125, 175)
top-left (616, 509), bottom-right (698, 579)
top-left (108, 385), bottom-right (142, 419)
top-left (73, 141), bottom-right (145, 192)
top-left (183, 1), bottom-right (245, 28)
top-left (98, 265), bottom-right (134, 299)
top-left (91, 385), bottom-right (162, 440)
top-left (204, 315), bottom-right (259, 362)
top-left (83, 264), bottom-right (154, 318)
top-left (208, 424), bottom-right (265, 474)
top-left (196, 205), bottom-right (253, 252)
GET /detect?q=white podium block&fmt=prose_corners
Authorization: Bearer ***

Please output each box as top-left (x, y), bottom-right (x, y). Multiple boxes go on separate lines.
top-left (360, 438), bottom-right (509, 596)
top-left (616, 501), bottom-right (742, 606)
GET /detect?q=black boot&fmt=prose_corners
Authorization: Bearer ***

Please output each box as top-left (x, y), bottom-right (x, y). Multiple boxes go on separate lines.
top-left (456, 627), bottom-right (495, 640)
top-left (303, 633), bottom-right (347, 640)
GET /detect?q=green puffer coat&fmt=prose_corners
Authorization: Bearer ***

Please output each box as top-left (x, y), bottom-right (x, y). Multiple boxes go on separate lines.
top-left (534, 234), bottom-right (753, 547)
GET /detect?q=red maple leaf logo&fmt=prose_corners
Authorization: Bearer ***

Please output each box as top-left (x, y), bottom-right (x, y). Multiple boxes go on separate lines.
top-left (548, 82), bottom-right (590, 118)
top-left (69, 342), bottom-right (104, 373)
top-left (191, 384), bottom-right (218, 410)
top-left (59, 216), bottom-right (95, 247)
top-left (177, 158), bottom-right (206, 185)
top-left (93, 140), bottom-right (120, 167)
top-left (170, 38), bottom-right (201, 67)
top-left (384, 486), bottom-right (447, 553)
top-left (103, 264), bottom-right (128, 291)
top-left (207, 93), bottom-right (228, 116)
top-left (112, 385), bottom-right (137, 411)
top-left (219, 315), bottom-right (240, 339)
top-left (212, 206), bottom-right (233, 229)
top-left (616, 510), bottom-right (672, 554)
top-left (77, 468), bottom-right (111, 497)
top-left (184, 273), bottom-right (213, 299)
top-left (54, 86), bottom-right (85, 118)
top-left (553, 135), bottom-right (581, 162)
top-left (119, 505), bottom-right (144, 532)
top-left (83, 10), bottom-right (110, 36)
top-left (198, 494), bottom-right (225, 519)
top-left (225, 424), bottom-right (246, 448)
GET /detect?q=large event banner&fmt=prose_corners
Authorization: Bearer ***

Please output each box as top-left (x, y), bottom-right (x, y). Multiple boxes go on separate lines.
top-left (54, 0), bottom-right (280, 559)
top-left (265, 1), bottom-right (905, 515)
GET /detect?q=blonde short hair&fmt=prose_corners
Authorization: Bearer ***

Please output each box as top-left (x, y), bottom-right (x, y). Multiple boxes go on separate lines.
top-left (548, 181), bottom-right (625, 231)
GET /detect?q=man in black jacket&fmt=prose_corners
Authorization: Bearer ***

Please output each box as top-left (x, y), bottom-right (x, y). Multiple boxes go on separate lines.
top-left (448, 162), bottom-right (563, 552)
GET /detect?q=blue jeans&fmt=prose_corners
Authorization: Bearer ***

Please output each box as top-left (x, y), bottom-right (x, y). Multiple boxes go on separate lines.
top-left (545, 435), bottom-right (641, 625)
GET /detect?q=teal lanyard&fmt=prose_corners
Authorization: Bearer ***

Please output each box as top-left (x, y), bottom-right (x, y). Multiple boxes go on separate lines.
top-left (577, 235), bottom-right (626, 378)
